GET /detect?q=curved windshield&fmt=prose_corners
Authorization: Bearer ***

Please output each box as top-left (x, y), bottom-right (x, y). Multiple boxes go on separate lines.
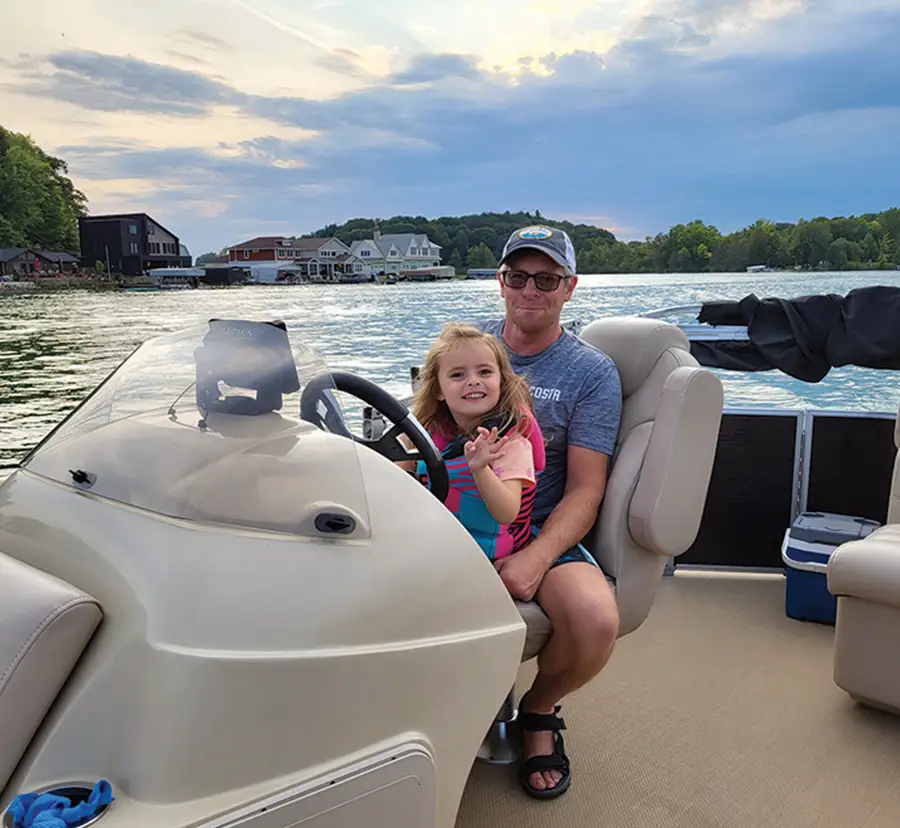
top-left (23, 319), bottom-right (370, 537)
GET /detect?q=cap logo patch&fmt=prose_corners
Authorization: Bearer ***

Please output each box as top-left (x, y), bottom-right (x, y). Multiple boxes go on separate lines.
top-left (518, 226), bottom-right (553, 240)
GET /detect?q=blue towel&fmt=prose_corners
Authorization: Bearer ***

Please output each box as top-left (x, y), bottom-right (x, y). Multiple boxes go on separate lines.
top-left (6, 780), bottom-right (114, 828)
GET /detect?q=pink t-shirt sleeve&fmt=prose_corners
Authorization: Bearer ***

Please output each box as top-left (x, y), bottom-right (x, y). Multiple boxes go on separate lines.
top-left (491, 435), bottom-right (536, 485)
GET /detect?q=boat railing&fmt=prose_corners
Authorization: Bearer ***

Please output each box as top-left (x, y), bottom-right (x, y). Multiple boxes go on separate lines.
top-left (638, 305), bottom-right (751, 340)
top-left (638, 304), bottom-right (704, 319)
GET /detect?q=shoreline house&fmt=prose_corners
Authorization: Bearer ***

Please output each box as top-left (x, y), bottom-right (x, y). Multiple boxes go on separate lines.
top-left (78, 213), bottom-right (191, 276)
top-left (226, 236), bottom-right (365, 282)
top-left (225, 230), bottom-right (443, 282)
top-left (0, 247), bottom-right (80, 277)
top-left (348, 230), bottom-right (442, 276)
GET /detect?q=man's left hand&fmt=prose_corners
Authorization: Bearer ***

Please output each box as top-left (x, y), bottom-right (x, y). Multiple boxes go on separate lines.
top-left (494, 546), bottom-right (552, 601)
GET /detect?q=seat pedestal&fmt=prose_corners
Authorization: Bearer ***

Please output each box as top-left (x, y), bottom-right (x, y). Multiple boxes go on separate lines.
top-left (475, 687), bottom-right (520, 765)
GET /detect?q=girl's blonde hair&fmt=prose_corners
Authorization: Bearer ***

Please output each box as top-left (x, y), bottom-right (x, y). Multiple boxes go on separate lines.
top-left (411, 322), bottom-right (534, 439)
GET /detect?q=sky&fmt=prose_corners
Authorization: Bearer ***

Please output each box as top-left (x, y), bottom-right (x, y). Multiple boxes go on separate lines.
top-left (2, 0), bottom-right (900, 256)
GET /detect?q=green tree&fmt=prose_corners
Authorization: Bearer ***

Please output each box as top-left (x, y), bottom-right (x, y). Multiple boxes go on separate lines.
top-left (195, 251), bottom-right (222, 265)
top-left (454, 228), bottom-right (470, 262)
top-left (466, 242), bottom-right (498, 268)
top-left (468, 226), bottom-right (499, 256)
top-left (658, 221), bottom-right (722, 272)
top-left (792, 220), bottom-right (833, 268)
top-left (826, 238), bottom-right (852, 270)
top-left (0, 126), bottom-right (87, 252)
top-left (312, 207), bottom-right (900, 275)
top-left (446, 248), bottom-right (463, 271)
top-left (859, 232), bottom-right (880, 262)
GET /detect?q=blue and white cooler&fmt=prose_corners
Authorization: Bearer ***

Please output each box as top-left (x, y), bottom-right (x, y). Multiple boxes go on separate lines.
top-left (781, 511), bottom-right (881, 625)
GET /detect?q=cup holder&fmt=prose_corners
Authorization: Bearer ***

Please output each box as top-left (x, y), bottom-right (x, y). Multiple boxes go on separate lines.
top-left (2, 782), bottom-right (111, 828)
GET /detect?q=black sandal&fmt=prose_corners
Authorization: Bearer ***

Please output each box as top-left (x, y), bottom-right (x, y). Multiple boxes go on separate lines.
top-left (516, 704), bottom-right (572, 800)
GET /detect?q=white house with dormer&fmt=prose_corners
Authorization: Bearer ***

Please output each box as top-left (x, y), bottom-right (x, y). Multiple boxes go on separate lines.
top-left (349, 231), bottom-right (442, 275)
top-left (225, 229), bottom-right (443, 281)
top-left (226, 235), bottom-right (373, 281)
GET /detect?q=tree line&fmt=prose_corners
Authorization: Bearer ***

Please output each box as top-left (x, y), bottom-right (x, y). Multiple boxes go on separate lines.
top-left (583, 214), bottom-right (900, 273)
top-left (314, 211), bottom-right (616, 272)
top-left (3, 127), bottom-right (899, 274)
top-left (0, 126), bottom-right (87, 253)
top-left (315, 210), bottom-right (900, 273)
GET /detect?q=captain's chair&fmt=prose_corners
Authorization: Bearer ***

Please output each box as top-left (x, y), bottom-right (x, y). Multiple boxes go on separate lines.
top-left (479, 316), bottom-right (725, 763)
top-left (0, 555), bottom-right (102, 800)
top-left (827, 400), bottom-right (900, 714)
top-left (889, 406), bottom-right (900, 525)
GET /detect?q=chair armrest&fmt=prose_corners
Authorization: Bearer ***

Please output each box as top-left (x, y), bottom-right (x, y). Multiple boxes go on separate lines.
top-left (629, 366), bottom-right (723, 557)
top-left (828, 525), bottom-right (900, 609)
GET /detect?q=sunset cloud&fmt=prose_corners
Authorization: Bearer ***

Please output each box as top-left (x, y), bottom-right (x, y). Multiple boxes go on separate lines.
top-left (1, 0), bottom-right (897, 255)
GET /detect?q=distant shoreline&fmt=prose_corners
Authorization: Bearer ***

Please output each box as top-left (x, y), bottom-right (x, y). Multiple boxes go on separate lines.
top-left (4, 267), bottom-right (900, 298)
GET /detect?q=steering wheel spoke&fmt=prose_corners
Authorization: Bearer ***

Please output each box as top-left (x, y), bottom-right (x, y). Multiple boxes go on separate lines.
top-left (300, 370), bottom-right (449, 502)
top-left (369, 422), bottom-right (422, 462)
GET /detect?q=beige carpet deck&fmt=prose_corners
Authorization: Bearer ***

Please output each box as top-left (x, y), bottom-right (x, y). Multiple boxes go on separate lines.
top-left (457, 571), bottom-right (900, 828)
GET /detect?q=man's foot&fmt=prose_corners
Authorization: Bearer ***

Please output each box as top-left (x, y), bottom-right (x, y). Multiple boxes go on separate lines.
top-left (516, 697), bottom-right (571, 799)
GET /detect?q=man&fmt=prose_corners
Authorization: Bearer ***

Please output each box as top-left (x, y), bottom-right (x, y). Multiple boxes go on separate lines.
top-left (480, 225), bottom-right (622, 799)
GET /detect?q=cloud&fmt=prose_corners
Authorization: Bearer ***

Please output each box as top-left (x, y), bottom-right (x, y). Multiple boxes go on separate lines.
top-left (163, 50), bottom-right (213, 69)
top-left (389, 53), bottom-right (482, 85)
top-left (11, 51), bottom-right (238, 116)
top-left (175, 28), bottom-right (236, 53)
top-left (315, 48), bottom-right (373, 78)
top-left (2, 1), bottom-right (898, 254)
top-left (221, 0), bottom-right (395, 81)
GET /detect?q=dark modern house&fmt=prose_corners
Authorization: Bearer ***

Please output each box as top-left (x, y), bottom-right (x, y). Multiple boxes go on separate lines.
top-left (78, 213), bottom-right (191, 276)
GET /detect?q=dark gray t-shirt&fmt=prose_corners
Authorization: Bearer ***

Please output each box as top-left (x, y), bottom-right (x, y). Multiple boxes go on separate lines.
top-left (481, 320), bottom-right (623, 524)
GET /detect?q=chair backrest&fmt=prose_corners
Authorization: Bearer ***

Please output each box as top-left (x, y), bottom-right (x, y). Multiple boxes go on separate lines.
top-left (579, 317), bottom-right (724, 636)
top-left (889, 403), bottom-right (900, 524)
top-left (0, 552), bottom-right (102, 796)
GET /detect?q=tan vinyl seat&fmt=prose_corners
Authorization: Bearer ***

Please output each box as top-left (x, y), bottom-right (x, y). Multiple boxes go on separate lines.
top-left (827, 403), bottom-right (900, 714)
top-left (0, 552), bottom-right (102, 797)
top-left (479, 316), bottom-right (725, 762)
top-left (889, 406), bottom-right (900, 525)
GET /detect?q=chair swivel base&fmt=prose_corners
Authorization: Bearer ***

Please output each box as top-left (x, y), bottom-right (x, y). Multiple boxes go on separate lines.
top-left (475, 709), bottom-right (521, 765)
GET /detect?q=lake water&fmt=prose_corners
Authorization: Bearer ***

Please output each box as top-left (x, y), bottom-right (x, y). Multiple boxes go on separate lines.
top-left (2, 270), bottom-right (899, 480)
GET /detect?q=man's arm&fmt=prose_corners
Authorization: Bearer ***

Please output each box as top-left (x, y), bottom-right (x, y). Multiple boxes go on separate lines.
top-left (523, 445), bottom-right (609, 568)
top-left (522, 354), bottom-right (621, 566)
top-left (493, 444), bottom-right (613, 600)
top-left (494, 354), bottom-right (621, 599)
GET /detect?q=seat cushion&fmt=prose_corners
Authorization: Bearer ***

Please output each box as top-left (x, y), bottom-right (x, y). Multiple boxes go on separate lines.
top-left (0, 553), bottom-right (102, 793)
top-left (516, 576), bottom-right (617, 661)
top-left (827, 525), bottom-right (900, 609)
top-left (517, 600), bottom-right (552, 661)
top-left (889, 404), bottom-right (899, 524)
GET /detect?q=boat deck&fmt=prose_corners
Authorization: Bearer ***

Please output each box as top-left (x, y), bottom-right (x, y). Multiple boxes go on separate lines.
top-left (457, 571), bottom-right (900, 828)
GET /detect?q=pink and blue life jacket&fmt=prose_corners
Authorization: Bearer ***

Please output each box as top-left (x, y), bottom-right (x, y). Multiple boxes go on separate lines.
top-left (416, 412), bottom-right (546, 561)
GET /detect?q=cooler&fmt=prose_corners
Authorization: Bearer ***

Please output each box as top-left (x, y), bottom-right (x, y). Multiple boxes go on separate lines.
top-left (781, 511), bottom-right (880, 625)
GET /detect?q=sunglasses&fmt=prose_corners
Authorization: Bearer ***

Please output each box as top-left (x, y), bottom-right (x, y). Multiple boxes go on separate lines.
top-left (500, 269), bottom-right (570, 292)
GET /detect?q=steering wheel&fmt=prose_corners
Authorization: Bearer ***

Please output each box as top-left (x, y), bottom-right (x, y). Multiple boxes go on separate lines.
top-left (299, 370), bottom-right (450, 503)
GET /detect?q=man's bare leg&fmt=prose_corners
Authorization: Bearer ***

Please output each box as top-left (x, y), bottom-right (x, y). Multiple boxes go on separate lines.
top-left (521, 562), bottom-right (619, 792)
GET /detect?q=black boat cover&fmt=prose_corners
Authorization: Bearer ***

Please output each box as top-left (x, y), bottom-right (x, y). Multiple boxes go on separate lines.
top-left (690, 285), bottom-right (900, 382)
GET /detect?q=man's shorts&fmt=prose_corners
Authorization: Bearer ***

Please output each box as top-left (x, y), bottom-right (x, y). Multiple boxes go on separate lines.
top-left (529, 525), bottom-right (601, 570)
top-left (550, 544), bottom-right (601, 569)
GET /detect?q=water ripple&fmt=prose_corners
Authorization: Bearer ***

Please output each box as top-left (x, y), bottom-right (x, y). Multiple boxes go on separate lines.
top-left (2, 272), bottom-right (899, 474)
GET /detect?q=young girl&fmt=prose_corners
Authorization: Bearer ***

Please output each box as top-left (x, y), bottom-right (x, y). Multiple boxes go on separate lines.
top-left (406, 322), bottom-right (545, 562)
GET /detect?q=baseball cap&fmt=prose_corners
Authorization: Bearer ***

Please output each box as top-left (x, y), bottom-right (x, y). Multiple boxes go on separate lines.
top-left (499, 225), bottom-right (578, 275)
